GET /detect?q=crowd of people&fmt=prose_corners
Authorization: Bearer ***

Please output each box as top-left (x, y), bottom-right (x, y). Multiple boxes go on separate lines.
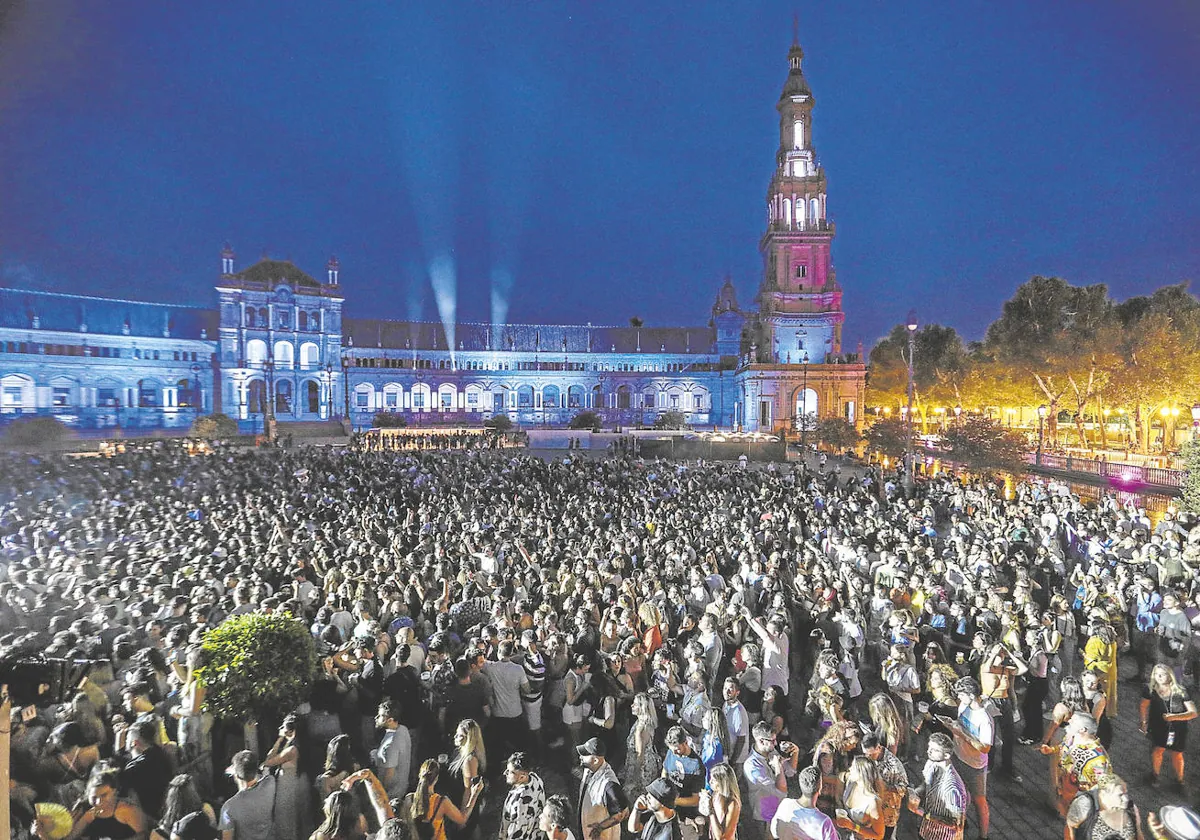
top-left (2, 442), bottom-right (1200, 840)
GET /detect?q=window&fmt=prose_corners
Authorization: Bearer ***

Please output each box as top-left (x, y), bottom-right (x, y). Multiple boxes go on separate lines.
top-left (279, 311), bottom-right (290, 329)
top-left (759, 399), bottom-right (772, 427)
top-left (795, 265), bottom-right (807, 279)
top-left (412, 391), bottom-right (425, 409)
top-left (385, 391), bottom-right (398, 408)
top-left (466, 391), bottom-right (479, 407)
top-left (3, 386), bottom-right (23, 407)
top-left (356, 392), bottom-right (369, 408)
top-left (98, 388), bottom-right (117, 407)
top-left (440, 391), bottom-right (453, 410)
top-left (693, 394), bottom-right (703, 411)
top-left (670, 393), bottom-right (680, 410)
top-left (307, 381), bottom-right (320, 413)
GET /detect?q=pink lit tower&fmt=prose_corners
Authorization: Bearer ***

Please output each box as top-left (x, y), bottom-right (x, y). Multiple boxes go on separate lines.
top-left (742, 27), bottom-right (865, 433)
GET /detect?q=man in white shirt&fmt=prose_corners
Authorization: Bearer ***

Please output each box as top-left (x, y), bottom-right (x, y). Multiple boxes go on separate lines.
top-left (371, 700), bottom-right (411, 801)
top-left (721, 678), bottom-right (750, 765)
top-left (943, 677), bottom-right (993, 840)
top-left (771, 766), bottom-right (837, 840)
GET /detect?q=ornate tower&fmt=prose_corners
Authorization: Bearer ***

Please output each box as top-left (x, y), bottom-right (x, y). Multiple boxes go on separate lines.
top-left (757, 34), bottom-right (844, 364)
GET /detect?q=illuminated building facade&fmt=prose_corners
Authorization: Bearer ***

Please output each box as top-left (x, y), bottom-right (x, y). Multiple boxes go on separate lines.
top-left (0, 37), bottom-right (865, 435)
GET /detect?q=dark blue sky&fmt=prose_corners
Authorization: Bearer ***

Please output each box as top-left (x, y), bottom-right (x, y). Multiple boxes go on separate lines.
top-left (1, 1), bottom-right (1197, 348)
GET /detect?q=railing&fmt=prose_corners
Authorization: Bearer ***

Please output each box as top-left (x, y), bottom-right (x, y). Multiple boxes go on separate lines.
top-left (1028, 452), bottom-right (1183, 488)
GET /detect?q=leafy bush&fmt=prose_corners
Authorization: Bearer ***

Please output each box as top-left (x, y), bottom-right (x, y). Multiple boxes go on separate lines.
top-left (484, 414), bottom-right (514, 433)
top-left (372, 412), bottom-right (408, 429)
top-left (940, 414), bottom-right (1026, 473)
top-left (653, 411), bottom-right (687, 430)
top-left (196, 612), bottom-right (317, 723)
top-left (2, 416), bottom-right (72, 449)
top-left (1182, 439), bottom-right (1200, 514)
top-left (568, 411), bottom-right (602, 431)
top-left (190, 413), bottom-right (239, 439)
top-left (864, 416), bottom-right (909, 459)
top-left (814, 418), bottom-right (860, 452)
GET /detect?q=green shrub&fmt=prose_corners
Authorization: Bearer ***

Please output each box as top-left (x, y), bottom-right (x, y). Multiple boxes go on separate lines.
top-left (372, 412), bottom-right (408, 429)
top-left (1182, 438), bottom-right (1200, 514)
top-left (2, 416), bottom-right (72, 449)
top-left (196, 612), bottom-right (317, 722)
top-left (568, 411), bottom-right (602, 431)
top-left (484, 414), bottom-right (514, 433)
top-left (653, 411), bottom-right (687, 430)
top-left (190, 413), bottom-right (239, 439)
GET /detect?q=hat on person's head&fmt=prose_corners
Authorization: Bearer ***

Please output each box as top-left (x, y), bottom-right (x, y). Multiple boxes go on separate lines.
top-left (645, 778), bottom-right (678, 809)
top-left (226, 750), bottom-right (259, 781)
top-left (172, 811), bottom-right (220, 840)
top-left (1160, 807), bottom-right (1200, 840)
top-left (576, 737), bottom-right (606, 758)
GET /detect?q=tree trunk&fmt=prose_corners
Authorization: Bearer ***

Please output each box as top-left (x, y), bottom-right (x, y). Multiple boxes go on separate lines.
top-left (1098, 399), bottom-right (1108, 451)
top-left (1075, 412), bottom-right (1089, 450)
top-left (243, 720), bottom-right (260, 760)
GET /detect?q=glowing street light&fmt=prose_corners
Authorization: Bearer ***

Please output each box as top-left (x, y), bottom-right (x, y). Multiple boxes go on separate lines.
top-left (904, 309), bottom-right (918, 492)
top-left (1191, 403), bottom-right (1200, 439)
top-left (1037, 404), bottom-right (1048, 463)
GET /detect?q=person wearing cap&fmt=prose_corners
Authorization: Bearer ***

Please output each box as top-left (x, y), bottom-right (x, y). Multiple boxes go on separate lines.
top-left (627, 778), bottom-right (681, 840)
top-left (939, 677), bottom-right (992, 840)
top-left (217, 750), bottom-right (278, 840)
top-left (576, 737), bottom-right (630, 840)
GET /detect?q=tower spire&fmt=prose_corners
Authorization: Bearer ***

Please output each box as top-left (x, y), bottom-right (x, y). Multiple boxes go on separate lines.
top-left (792, 12), bottom-right (799, 47)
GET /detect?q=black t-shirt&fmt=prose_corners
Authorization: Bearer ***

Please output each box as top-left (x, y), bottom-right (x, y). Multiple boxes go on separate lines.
top-left (640, 816), bottom-right (682, 840)
top-left (120, 744), bottom-right (172, 819)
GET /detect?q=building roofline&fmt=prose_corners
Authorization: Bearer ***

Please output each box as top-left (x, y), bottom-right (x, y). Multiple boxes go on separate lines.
top-left (0, 287), bottom-right (212, 311)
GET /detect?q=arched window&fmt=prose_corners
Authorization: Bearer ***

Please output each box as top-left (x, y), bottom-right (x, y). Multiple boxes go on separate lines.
top-left (542, 385), bottom-right (561, 408)
top-left (567, 385), bottom-right (584, 408)
top-left (246, 339), bottom-right (268, 365)
top-left (299, 342), bottom-right (320, 368)
top-left (247, 380), bottom-right (267, 414)
top-left (517, 385), bottom-right (534, 408)
top-left (793, 117), bottom-right (804, 149)
top-left (137, 380), bottom-right (160, 408)
top-left (257, 307), bottom-right (268, 325)
top-left (274, 341), bottom-right (294, 367)
top-left (245, 309), bottom-right (256, 328)
top-left (298, 311), bottom-right (309, 331)
top-left (796, 388), bottom-right (818, 422)
top-left (642, 389), bottom-right (657, 410)
top-left (311, 311), bottom-right (321, 331)
top-left (306, 381), bottom-right (320, 413)
top-left (616, 385), bottom-right (631, 409)
top-left (783, 197), bottom-right (791, 226)
top-left (275, 380), bottom-right (292, 414)
top-left (591, 384), bottom-right (602, 409)
top-left (810, 197), bottom-right (820, 224)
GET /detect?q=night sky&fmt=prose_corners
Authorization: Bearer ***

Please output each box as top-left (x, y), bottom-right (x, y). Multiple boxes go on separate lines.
top-left (1, 1), bottom-right (1197, 349)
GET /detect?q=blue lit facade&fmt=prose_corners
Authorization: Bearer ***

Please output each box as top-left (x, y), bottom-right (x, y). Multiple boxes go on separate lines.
top-left (0, 39), bottom-right (865, 435)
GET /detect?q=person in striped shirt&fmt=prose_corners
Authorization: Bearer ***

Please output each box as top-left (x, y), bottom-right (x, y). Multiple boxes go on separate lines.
top-left (907, 734), bottom-right (967, 840)
top-left (521, 630), bottom-right (547, 757)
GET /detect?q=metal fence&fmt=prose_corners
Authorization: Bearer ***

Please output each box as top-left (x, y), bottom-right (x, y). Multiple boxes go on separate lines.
top-left (1029, 452), bottom-right (1183, 488)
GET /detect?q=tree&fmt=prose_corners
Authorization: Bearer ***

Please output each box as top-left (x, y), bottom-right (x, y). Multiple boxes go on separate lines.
top-left (653, 411), bottom-right (686, 430)
top-left (813, 418), bottom-right (860, 452)
top-left (484, 414), bottom-right (513, 433)
top-left (985, 276), bottom-right (1115, 446)
top-left (629, 316), bottom-right (644, 328)
top-left (939, 415), bottom-right (1026, 473)
top-left (863, 417), bottom-right (909, 459)
top-left (1181, 439), bottom-right (1200, 514)
top-left (2, 416), bottom-right (72, 449)
top-left (867, 322), bottom-right (970, 431)
top-left (190, 413), bottom-right (239, 439)
top-left (372, 412), bottom-right (408, 429)
top-left (196, 612), bottom-right (317, 724)
top-left (568, 411), bottom-right (602, 431)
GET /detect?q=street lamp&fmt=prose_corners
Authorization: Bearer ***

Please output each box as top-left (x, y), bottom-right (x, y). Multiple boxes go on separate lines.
top-left (1037, 404), bottom-right (1048, 463)
top-left (953, 404), bottom-right (962, 426)
top-left (324, 361), bottom-right (334, 419)
top-left (264, 357), bottom-right (277, 442)
top-left (903, 309), bottom-right (918, 492)
top-left (341, 349), bottom-right (353, 428)
top-left (190, 363), bottom-right (202, 415)
top-left (1192, 403), bottom-right (1200, 439)
top-left (800, 351), bottom-right (810, 457)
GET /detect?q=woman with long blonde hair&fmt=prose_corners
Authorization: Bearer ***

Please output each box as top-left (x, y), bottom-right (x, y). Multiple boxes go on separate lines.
top-left (622, 693), bottom-right (660, 800)
top-left (706, 762), bottom-right (741, 840)
top-left (1139, 663), bottom-right (1198, 787)
top-left (867, 693), bottom-right (906, 759)
top-left (447, 719), bottom-right (486, 839)
top-left (834, 756), bottom-right (885, 840)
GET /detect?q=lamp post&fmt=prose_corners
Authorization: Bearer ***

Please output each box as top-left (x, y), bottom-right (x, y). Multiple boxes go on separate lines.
top-left (953, 404), bottom-right (962, 427)
top-left (800, 350), bottom-right (810, 458)
top-left (190, 363), bottom-right (202, 416)
top-left (903, 309), bottom-right (918, 492)
top-left (324, 361), bottom-right (334, 419)
top-left (1192, 403), bottom-right (1200, 440)
top-left (1037, 404), bottom-right (1047, 463)
top-left (341, 350), bottom-right (353, 429)
top-left (264, 357), bottom-right (277, 442)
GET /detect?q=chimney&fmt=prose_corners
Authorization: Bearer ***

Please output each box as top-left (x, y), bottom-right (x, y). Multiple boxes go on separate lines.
top-left (327, 256), bottom-right (340, 285)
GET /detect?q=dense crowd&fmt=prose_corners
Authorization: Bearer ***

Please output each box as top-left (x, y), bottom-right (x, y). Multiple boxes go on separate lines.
top-left (2, 444), bottom-right (1200, 840)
